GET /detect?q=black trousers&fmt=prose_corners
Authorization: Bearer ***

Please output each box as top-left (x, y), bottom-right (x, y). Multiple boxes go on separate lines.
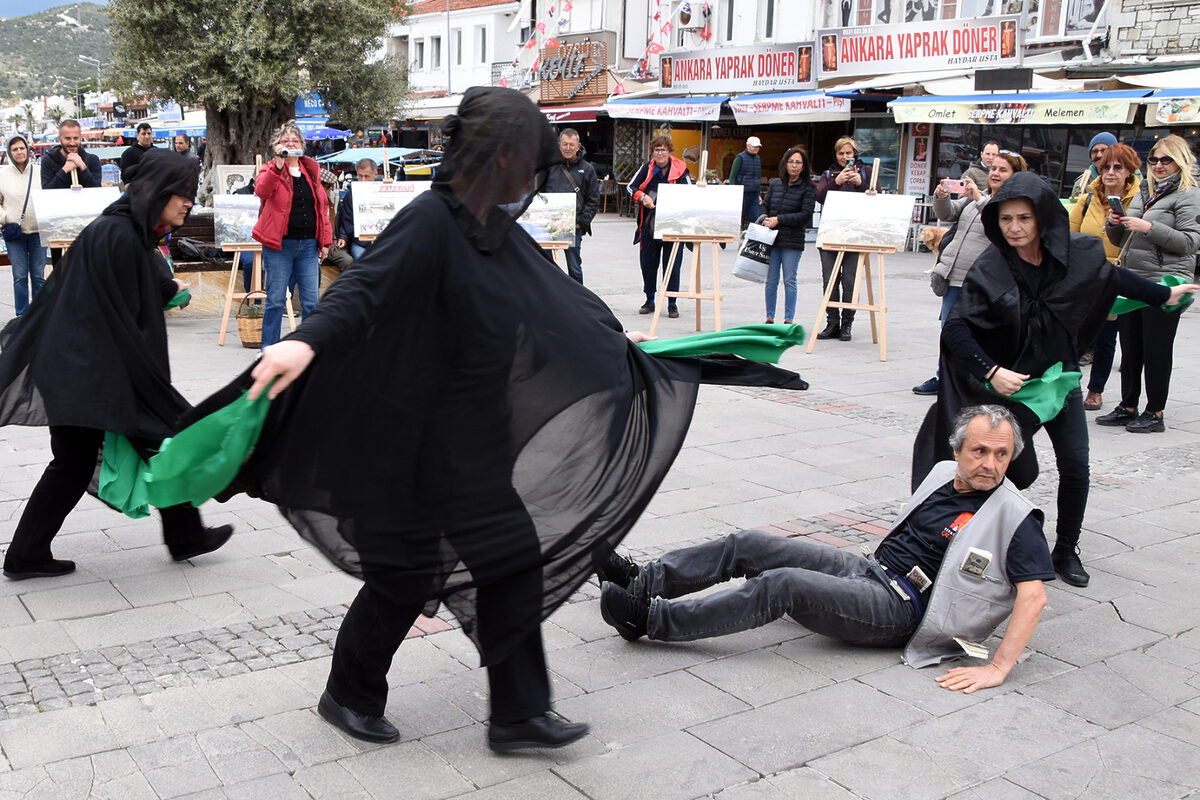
top-left (818, 247), bottom-right (860, 323)
top-left (4, 425), bottom-right (206, 564)
top-left (1119, 305), bottom-right (1181, 414)
top-left (639, 229), bottom-right (683, 302)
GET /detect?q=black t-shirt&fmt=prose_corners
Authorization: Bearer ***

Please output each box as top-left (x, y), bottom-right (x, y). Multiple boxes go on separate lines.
top-left (875, 481), bottom-right (1055, 586)
top-left (285, 168), bottom-right (317, 241)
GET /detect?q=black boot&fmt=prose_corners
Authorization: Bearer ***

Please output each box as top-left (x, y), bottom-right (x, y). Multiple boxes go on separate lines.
top-left (596, 549), bottom-right (640, 589)
top-left (600, 581), bottom-right (649, 641)
top-left (1052, 542), bottom-right (1090, 587)
top-left (839, 319), bottom-right (853, 341)
top-left (816, 320), bottom-right (840, 340)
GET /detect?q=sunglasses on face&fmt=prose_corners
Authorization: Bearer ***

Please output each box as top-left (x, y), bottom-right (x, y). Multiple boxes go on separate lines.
top-left (1146, 155), bottom-right (1175, 166)
top-left (1100, 163), bottom-right (1126, 172)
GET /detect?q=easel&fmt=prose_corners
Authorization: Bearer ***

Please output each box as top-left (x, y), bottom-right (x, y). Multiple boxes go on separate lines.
top-left (807, 158), bottom-right (892, 362)
top-left (647, 153), bottom-right (734, 337)
top-left (538, 240), bottom-right (570, 271)
top-left (216, 243), bottom-right (297, 345)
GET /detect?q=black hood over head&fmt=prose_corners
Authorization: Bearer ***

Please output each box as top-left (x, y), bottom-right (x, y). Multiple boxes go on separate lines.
top-left (104, 147), bottom-right (199, 245)
top-left (981, 171), bottom-right (1068, 265)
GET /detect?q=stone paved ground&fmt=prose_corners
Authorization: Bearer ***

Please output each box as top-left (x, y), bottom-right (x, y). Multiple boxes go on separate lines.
top-left (1, 213), bottom-right (1199, 799)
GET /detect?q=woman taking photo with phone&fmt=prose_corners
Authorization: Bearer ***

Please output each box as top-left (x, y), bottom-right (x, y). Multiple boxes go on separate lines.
top-left (1099, 134), bottom-right (1200, 433)
top-left (1068, 142), bottom-right (1141, 412)
top-left (814, 136), bottom-right (872, 341)
top-left (252, 121), bottom-right (332, 348)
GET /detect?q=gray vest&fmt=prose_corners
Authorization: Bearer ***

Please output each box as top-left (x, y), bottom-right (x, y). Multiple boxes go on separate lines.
top-left (737, 151), bottom-right (761, 193)
top-left (888, 461), bottom-right (1043, 669)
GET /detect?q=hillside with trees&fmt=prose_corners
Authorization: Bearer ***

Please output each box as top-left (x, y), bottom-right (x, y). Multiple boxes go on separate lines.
top-left (0, 3), bottom-right (110, 102)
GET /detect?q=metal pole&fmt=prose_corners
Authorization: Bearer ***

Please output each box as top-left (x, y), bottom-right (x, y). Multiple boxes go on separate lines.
top-left (446, 0), bottom-right (452, 96)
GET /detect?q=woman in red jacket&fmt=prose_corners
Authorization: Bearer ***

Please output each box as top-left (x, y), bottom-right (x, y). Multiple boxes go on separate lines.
top-left (252, 121), bottom-right (332, 348)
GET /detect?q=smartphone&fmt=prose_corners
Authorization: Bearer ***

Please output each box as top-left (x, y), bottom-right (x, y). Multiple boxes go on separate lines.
top-left (1107, 196), bottom-right (1125, 217)
top-left (843, 157), bottom-right (856, 169)
top-left (943, 179), bottom-right (966, 195)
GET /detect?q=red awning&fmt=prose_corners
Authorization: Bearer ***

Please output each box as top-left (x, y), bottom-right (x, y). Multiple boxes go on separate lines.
top-left (81, 129), bottom-right (107, 139)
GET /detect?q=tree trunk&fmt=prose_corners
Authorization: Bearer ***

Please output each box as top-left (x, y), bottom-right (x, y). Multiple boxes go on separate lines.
top-left (201, 99), bottom-right (294, 201)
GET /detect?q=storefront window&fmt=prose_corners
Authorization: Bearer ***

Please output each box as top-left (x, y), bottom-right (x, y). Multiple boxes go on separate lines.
top-left (852, 117), bottom-right (901, 192)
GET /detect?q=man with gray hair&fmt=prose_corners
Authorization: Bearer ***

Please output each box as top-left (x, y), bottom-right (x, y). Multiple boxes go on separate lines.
top-left (599, 405), bottom-right (1055, 692)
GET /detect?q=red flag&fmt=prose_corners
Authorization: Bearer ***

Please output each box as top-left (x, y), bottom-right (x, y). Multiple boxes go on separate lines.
top-left (536, 21), bottom-right (546, 33)
top-left (653, 11), bottom-right (660, 20)
top-left (661, 21), bottom-right (673, 34)
top-left (545, 38), bottom-right (560, 47)
top-left (614, 82), bottom-right (626, 95)
top-left (563, 0), bottom-right (572, 10)
top-left (499, 76), bottom-right (508, 87)
top-left (524, 36), bottom-right (538, 49)
top-left (645, 42), bottom-right (665, 55)
top-left (700, 22), bottom-right (711, 40)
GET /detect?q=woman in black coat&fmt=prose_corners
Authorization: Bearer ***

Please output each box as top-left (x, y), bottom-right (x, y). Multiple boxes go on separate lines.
top-left (760, 146), bottom-right (815, 324)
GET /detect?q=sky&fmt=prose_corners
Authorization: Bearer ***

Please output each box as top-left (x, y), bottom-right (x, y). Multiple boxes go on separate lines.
top-left (0, 0), bottom-right (105, 19)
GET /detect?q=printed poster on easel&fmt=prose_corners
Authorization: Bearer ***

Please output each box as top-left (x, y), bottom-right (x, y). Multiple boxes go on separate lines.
top-left (350, 181), bottom-right (431, 238)
top-left (213, 194), bottom-right (261, 245)
top-left (653, 183), bottom-right (742, 239)
top-left (33, 186), bottom-right (122, 247)
top-left (816, 191), bottom-right (917, 251)
top-left (516, 193), bottom-right (576, 244)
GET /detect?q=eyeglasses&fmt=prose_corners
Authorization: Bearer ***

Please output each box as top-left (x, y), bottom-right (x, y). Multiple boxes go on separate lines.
top-left (1146, 155), bottom-right (1175, 166)
top-left (1100, 163), bottom-right (1126, 172)
top-left (786, 159), bottom-right (805, 165)
top-left (1090, 146), bottom-right (1108, 155)
top-left (652, 147), bottom-right (670, 153)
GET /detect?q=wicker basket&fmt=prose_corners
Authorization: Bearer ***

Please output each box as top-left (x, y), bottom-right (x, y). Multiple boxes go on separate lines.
top-left (236, 291), bottom-right (267, 349)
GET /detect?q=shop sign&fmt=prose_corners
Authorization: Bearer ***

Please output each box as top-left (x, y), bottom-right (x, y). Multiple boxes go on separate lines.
top-left (729, 91), bottom-right (849, 125)
top-left (542, 107), bottom-right (598, 124)
top-left (891, 95), bottom-right (1135, 125)
top-left (817, 15), bottom-right (1020, 79)
top-left (539, 42), bottom-right (609, 106)
top-left (659, 42), bottom-right (817, 94)
top-left (603, 97), bottom-right (727, 122)
top-left (904, 122), bottom-right (933, 196)
top-left (1156, 97), bottom-right (1200, 124)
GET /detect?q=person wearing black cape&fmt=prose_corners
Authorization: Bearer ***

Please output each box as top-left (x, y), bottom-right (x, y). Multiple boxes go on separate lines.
top-left (911, 172), bottom-right (1197, 589)
top-left (0, 148), bottom-right (233, 579)
top-left (230, 87), bottom-right (806, 751)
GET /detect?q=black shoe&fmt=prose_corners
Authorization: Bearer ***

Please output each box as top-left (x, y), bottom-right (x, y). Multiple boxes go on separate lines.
top-left (667, 304), bottom-right (679, 319)
top-left (1052, 545), bottom-right (1090, 588)
top-left (596, 549), bottom-right (639, 589)
top-left (638, 301), bottom-right (654, 315)
top-left (600, 581), bottom-right (649, 641)
top-left (3, 557), bottom-right (76, 581)
top-left (317, 690), bottom-right (400, 743)
top-left (912, 377), bottom-right (939, 396)
top-left (488, 710), bottom-right (589, 753)
top-left (1096, 405), bottom-right (1137, 426)
top-left (1126, 410), bottom-right (1165, 433)
top-left (168, 524), bottom-right (234, 562)
top-left (839, 320), bottom-right (853, 341)
top-left (815, 321), bottom-right (840, 340)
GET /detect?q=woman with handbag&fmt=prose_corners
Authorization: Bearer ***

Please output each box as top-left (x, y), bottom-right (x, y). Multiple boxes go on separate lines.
top-left (760, 146), bottom-right (815, 324)
top-left (1098, 134), bottom-right (1200, 433)
top-left (0, 135), bottom-right (46, 316)
top-left (1068, 143), bottom-right (1141, 411)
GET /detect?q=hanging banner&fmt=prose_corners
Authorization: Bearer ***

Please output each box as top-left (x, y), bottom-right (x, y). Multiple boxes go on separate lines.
top-left (604, 96), bottom-right (727, 121)
top-left (729, 91), bottom-right (849, 125)
top-left (890, 92), bottom-right (1141, 125)
top-left (660, 42), bottom-right (817, 94)
top-left (817, 15), bottom-right (1020, 79)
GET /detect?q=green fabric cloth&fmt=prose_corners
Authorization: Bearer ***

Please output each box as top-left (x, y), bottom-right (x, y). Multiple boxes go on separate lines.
top-left (145, 388), bottom-right (273, 509)
top-left (635, 323), bottom-right (805, 363)
top-left (165, 289), bottom-right (191, 310)
top-left (98, 433), bottom-right (152, 518)
top-left (986, 361), bottom-right (1082, 424)
top-left (1109, 274), bottom-right (1192, 316)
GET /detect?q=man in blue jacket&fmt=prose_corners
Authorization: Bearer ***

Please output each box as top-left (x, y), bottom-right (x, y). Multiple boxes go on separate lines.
top-left (728, 136), bottom-right (762, 229)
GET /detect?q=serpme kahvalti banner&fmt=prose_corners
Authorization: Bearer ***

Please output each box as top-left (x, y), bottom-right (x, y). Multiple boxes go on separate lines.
top-left (659, 42), bottom-right (818, 94)
top-left (816, 15), bottom-right (1020, 79)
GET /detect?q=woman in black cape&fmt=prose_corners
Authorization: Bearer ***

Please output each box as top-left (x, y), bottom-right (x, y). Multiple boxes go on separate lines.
top-left (912, 172), bottom-right (1197, 588)
top-left (233, 88), bottom-right (805, 751)
top-left (0, 148), bottom-right (232, 579)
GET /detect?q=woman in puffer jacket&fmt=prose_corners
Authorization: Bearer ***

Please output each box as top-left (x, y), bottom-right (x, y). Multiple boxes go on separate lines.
top-left (1098, 134), bottom-right (1200, 433)
top-left (760, 146), bottom-right (815, 324)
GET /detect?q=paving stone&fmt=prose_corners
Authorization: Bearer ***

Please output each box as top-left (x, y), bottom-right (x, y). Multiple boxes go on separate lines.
top-left (293, 762), bottom-right (373, 800)
top-left (448, 771), bottom-right (590, 800)
top-left (548, 635), bottom-right (712, 692)
top-left (685, 649), bottom-right (832, 707)
top-left (339, 742), bottom-right (474, 800)
top-left (0, 705), bottom-right (119, 769)
top-left (812, 734), bottom-right (995, 800)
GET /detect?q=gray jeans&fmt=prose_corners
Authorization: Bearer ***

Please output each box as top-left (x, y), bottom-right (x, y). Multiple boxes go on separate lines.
top-left (643, 530), bottom-right (918, 646)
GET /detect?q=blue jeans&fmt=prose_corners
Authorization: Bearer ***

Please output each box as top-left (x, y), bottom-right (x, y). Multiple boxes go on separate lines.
top-left (642, 530), bottom-right (918, 646)
top-left (764, 247), bottom-right (802, 321)
top-left (564, 228), bottom-right (584, 284)
top-left (1086, 318), bottom-right (1119, 394)
top-left (7, 232), bottom-right (46, 316)
top-left (349, 242), bottom-right (366, 261)
top-left (742, 191), bottom-right (761, 228)
top-left (261, 238), bottom-right (319, 348)
top-left (932, 285), bottom-right (962, 378)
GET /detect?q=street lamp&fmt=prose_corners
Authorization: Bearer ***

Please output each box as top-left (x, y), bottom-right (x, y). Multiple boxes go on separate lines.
top-left (77, 54), bottom-right (107, 95)
top-left (54, 76), bottom-right (85, 119)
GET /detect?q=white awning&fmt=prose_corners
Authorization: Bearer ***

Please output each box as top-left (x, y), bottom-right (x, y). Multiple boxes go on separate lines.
top-left (603, 95), bottom-right (728, 121)
top-left (729, 91), bottom-right (851, 125)
top-left (1114, 66), bottom-right (1200, 90)
top-left (888, 90), bottom-right (1151, 125)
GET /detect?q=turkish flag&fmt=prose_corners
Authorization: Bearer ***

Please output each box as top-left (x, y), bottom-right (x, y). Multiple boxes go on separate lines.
top-left (645, 42), bottom-right (665, 55)
top-left (545, 38), bottom-right (560, 47)
top-left (536, 21), bottom-right (546, 33)
top-left (661, 21), bottom-right (673, 34)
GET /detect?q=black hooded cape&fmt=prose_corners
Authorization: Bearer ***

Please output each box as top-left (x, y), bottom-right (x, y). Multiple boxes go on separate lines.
top-left (190, 178), bottom-right (805, 664)
top-left (0, 148), bottom-right (199, 445)
top-left (911, 172), bottom-right (1120, 489)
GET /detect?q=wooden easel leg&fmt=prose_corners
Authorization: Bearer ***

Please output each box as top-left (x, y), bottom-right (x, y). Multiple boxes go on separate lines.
top-left (863, 258), bottom-right (879, 344)
top-left (649, 241), bottom-right (681, 337)
top-left (807, 250), bottom-right (845, 353)
top-left (690, 244), bottom-right (702, 331)
top-left (250, 253), bottom-right (263, 293)
top-left (876, 254), bottom-right (888, 362)
top-left (218, 249), bottom-right (241, 346)
top-left (710, 241), bottom-right (722, 332)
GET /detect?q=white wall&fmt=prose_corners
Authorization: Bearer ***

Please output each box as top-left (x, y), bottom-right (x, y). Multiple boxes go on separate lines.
top-left (386, 2), bottom-right (522, 94)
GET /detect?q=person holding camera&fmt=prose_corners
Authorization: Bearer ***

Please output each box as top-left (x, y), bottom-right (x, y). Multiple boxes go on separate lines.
top-left (252, 120), bottom-right (332, 348)
top-left (0, 134), bottom-right (45, 316)
top-left (814, 136), bottom-right (873, 341)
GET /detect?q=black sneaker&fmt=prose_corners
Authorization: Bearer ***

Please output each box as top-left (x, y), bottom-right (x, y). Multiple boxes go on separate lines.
top-left (912, 377), bottom-right (939, 396)
top-left (638, 301), bottom-right (654, 315)
top-left (1095, 405), bottom-right (1137, 426)
top-left (815, 321), bottom-right (840, 340)
top-left (1052, 545), bottom-right (1090, 587)
top-left (667, 304), bottom-right (679, 319)
top-left (596, 549), bottom-right (639, 589)
top-left (838, 320), bottom-right (853, 341)
top-left (600, 581), bottom-right (649, 641)
top-left (1125, 410), bottom-right (1165, 433)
